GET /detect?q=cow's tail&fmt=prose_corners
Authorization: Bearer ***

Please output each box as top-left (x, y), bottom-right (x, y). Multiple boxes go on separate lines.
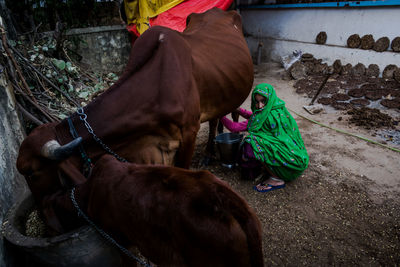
top-left (220, 185), bottom-right (264, 267)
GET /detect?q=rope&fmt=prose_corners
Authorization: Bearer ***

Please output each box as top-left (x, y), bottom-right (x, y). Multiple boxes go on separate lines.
top-left (288, 108), bottom-right (400, 153)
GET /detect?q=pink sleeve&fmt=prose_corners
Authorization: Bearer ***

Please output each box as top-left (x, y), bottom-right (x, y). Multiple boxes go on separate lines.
top-left (220, 116), bottom-right (248, 133)
top-left (238, 108), bottom-right (252, 119)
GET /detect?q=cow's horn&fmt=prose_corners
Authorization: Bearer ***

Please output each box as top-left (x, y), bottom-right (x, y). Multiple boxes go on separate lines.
top-left (41, 137), bottom-right (83, 161)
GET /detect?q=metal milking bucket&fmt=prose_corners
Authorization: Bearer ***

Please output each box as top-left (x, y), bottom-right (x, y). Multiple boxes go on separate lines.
top-left (215, 132), bottom-right (243, 168)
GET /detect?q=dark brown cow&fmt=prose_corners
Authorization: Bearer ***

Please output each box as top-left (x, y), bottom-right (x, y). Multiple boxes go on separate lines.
top-left (50, 155), bottom-right (263, 267)
top-left (17, 8), bottom-right (253, 230)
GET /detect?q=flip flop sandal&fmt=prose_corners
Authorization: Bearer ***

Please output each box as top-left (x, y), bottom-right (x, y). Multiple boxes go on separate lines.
top-left (253, 182), bottom-right (285, 193)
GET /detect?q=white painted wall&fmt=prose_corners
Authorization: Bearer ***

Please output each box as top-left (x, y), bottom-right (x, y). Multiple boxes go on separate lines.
top-left (241, 7), bottom-right (400, 73)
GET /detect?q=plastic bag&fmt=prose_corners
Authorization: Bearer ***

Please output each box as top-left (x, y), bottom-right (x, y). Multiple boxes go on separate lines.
top-left (281, 50), bottom-right (303, 70)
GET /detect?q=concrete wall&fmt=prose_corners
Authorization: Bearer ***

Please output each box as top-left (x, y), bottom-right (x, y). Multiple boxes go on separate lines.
top-left (66, 25), bottom-right (131, 74)
top-left (0, 72), bottom-right (27, 267)
top-left (241, 7), bottom-right (400, 72)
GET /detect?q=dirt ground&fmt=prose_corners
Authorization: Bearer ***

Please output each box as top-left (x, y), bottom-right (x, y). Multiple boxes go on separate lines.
top-left (191, 63), bottom-right (400, 266)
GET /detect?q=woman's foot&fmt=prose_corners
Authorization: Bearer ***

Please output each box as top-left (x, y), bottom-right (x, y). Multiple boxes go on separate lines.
top-left (253, 177), bottom-right (285, 193)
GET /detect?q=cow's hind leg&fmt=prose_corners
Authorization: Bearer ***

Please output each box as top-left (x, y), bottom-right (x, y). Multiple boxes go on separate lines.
top-left (200, 119), bottom-right (218, 166)
top-left (217, 119), bottom-right (224, 135)
top-left (202, 111), bottom-right (240, 166)
top-left (231, 109), bottom-right (240, 123)
top-left (217, 109), bottom-right (240, 134)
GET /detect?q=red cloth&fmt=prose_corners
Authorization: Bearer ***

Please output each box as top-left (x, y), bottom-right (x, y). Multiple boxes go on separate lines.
top-left (152, 0), bottom-right (234, 32)
top-left (127, 0), bottom-right (234, 37)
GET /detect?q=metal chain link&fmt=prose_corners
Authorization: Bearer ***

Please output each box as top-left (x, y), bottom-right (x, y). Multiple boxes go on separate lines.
top-left (77, 108), bottom-right (128, 162)
top-left (73, 109), bottom-right (153, 266)
top-left (70, 187), bottom-right (152, 267)
top-left (68, 117), bottom-right (93, 178)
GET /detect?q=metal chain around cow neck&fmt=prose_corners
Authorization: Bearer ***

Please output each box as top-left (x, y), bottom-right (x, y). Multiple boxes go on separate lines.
top-left (77, 108), bottom-right (128, 163)
top-left (70, 188), bottom-right (152, 267)
top-left (70, 108), bottom-right (152, 265)
top-left (67, 117), bottom-right (93, 178)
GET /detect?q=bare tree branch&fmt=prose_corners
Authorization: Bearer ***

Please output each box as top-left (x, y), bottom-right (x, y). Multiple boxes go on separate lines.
top-left (10, 45), bottom-right (80, 107)
top-left (16, 102), bottom-right (43, 126)
top-left (0, 25), bottom-right (37, 104)
top-left (12, 82), bottom-right (59, 123)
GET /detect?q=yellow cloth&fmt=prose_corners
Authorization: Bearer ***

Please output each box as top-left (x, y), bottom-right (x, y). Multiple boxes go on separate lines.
top-left (124, 0), bottom-right (185, 34)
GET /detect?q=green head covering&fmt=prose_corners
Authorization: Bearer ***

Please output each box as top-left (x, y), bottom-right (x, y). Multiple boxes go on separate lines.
top-left (248, 83), bottom-right (285, 132)
top-left (245, 83), bottom-right (309, 181)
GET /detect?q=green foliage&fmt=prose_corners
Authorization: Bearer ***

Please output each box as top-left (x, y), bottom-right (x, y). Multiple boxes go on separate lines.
top-left (20, 36), bottom-right (119, 119)
top-left (8, 40), bottom-right (16, 47)
top-left (52, 58), bottom-right (66, 70)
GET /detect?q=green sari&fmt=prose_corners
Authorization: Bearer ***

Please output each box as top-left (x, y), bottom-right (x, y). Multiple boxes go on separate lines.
top-left (245, 83), bottom-right (309, 181)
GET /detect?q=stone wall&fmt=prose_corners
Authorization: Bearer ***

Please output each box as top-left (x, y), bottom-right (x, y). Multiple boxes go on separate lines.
top-left (66, 25), bottom-right (131, 74)
top-left (0, 72), bottom-right (27, 267)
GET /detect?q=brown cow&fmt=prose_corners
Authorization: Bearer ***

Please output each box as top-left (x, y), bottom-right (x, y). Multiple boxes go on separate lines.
top-left (50, 155), bottom-right (263, 267)
top-left (17, 8), bottom-right (253, 230)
